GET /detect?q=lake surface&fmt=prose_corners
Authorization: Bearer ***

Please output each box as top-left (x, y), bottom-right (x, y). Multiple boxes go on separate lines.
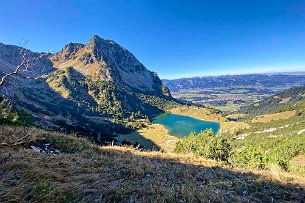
top-left (153, 113), bottom-right (220, 138)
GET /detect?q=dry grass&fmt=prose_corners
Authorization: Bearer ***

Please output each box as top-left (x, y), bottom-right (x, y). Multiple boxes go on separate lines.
top-left (219, 122), bottom-right (250, 134)
top-left (251, 110), bottom-right (296, 123)
top-left (116, 123), bottom-right (179, 152)
top-left (50, 48), bottom-right (107, 79)
top-left (169, 106), bottom-right (227, 122)
top-left (1, 125), bottom-right (305, 202)
top-left (47, 76), bottom-right (71, 99)
top-left (291, 155), bottom-right (305, 167)
top-left (226, 114), bottom-right (246, 119)
top-left (289, 155), bottom-right (305, 178)
top-left (279, 97), bottom-right (291, 104)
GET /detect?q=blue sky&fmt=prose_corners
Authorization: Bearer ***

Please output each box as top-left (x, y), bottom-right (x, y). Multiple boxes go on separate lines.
top-left (0, 0), bottom-right (304, 79)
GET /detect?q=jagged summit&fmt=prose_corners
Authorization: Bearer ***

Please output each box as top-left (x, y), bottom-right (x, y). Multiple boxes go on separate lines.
top-left (89, 34), bottom-right (118, 43)
top-left (88, 35), bottom-right (126, 52)
top-left (51, 35), bottom-right (167, 94)
top-left (88, 35), bottom-right (112, 45)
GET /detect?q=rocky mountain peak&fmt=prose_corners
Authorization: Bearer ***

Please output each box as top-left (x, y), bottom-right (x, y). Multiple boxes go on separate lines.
top-left (89, 35), bottom-right (107, 45)
top-left (63, 43), bottom-right (85, 53)
top-left (50, 36), bottom-right (170, 96)
top-left (0, 39), bottom-right (177, 137)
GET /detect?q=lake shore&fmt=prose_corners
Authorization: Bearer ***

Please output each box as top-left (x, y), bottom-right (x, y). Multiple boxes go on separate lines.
top-left (153, 112), bottom-right (220, 137)
top-left (117, 106), bottom-right (249, 151)
top-left (116, 123), bottom-right (180, 152)
top-left (169, 106), bottom-right (227, 122)
top-left (169, 106), bottom-right (250, 134)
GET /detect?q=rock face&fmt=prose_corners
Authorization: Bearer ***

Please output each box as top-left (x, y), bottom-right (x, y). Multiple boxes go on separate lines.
top-left (0, 43), bottom-right (53, 79)
top-left (0, 36), bottom-right (176, 140)
top-left (51, 35), bottom-right (168, 95)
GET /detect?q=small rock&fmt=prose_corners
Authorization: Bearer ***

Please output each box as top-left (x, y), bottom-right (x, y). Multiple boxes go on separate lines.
top-left (30, 146), bottom-right (42, 153)
top-left (242, 190), bottom-right (249, 196)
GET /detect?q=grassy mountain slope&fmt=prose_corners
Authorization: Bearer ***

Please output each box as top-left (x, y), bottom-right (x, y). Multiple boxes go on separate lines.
top-left (1, 125), bottom-right (304, 202)
top-left (239, 85), bottom-right (305, 116)
top-left (219, 86), bottom-right (305, 176)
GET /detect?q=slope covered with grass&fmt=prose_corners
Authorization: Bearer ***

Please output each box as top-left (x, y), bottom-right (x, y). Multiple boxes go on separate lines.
top-left (1, 126), bottom-right (305, 202)
top-left (219, 86), bottom-right (305, 177)
top-left (239, 85), bottom-right (305, 116)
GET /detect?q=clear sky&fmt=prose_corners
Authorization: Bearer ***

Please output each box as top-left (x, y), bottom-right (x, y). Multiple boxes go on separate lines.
top-left (0, 0), bottom-right (304, 79)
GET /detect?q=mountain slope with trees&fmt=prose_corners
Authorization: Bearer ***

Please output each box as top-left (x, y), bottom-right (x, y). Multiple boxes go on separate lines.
top-left (0, 36), bottom-right (179, 141)
top-left (239, 85), bottom-right (305, 116)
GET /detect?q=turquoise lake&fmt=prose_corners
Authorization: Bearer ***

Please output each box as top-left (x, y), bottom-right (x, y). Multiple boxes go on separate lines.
top-left (153, 113), bottom-right (220, 138)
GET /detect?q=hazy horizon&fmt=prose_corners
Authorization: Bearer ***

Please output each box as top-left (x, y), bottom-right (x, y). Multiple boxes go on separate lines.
top-left (162, 70), bottom-right (305, 80)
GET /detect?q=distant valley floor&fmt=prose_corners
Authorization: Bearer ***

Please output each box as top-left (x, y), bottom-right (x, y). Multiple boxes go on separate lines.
top-left (163, 73), bottom-right (305, 112)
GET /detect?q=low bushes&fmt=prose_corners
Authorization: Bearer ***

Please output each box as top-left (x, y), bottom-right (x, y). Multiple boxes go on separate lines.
top-left (175, 129), bottom-right (232, 162)
top-left (175, 129), bottom-right (305, 174)
top-left (0, 106), bottom-right (33, 126)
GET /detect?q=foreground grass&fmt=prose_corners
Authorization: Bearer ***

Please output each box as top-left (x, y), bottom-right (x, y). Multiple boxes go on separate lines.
top-left (1, 126), bottom-right (305, 202)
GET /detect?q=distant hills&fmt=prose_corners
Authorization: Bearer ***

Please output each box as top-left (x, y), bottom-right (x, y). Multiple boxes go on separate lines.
top-left (163, 74), bottom-right (305, 111)
top-left (163, 73), bottom-right (305, 92)
top-left (0, 36), bottom-right (177, 140)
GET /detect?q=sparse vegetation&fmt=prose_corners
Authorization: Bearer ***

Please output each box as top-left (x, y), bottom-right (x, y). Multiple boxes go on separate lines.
top-left (1, 125), bottom-right (305, 202)
top-left (0, 97), bottom-right (34, 126)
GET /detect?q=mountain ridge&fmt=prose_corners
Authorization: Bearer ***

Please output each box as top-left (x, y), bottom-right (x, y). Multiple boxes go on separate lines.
top-left (0, 36), bottom-right (178, 140)
top-left (50, 35), bottom-right (170, 95)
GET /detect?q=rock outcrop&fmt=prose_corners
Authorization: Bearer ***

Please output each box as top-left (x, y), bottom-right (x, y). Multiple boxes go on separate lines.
top-left (51, 35), bottom-right (168, 96)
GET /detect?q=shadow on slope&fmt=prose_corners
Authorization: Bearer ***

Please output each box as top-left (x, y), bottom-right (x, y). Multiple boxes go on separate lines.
top-left (0, 128), bottom-right (304, 203)
top-left (116, 128), bottom-right (162, 151)
top-left (2, 66), bottom-right (176, 143)
top-left (2, 76), bottom-right (128, 142)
